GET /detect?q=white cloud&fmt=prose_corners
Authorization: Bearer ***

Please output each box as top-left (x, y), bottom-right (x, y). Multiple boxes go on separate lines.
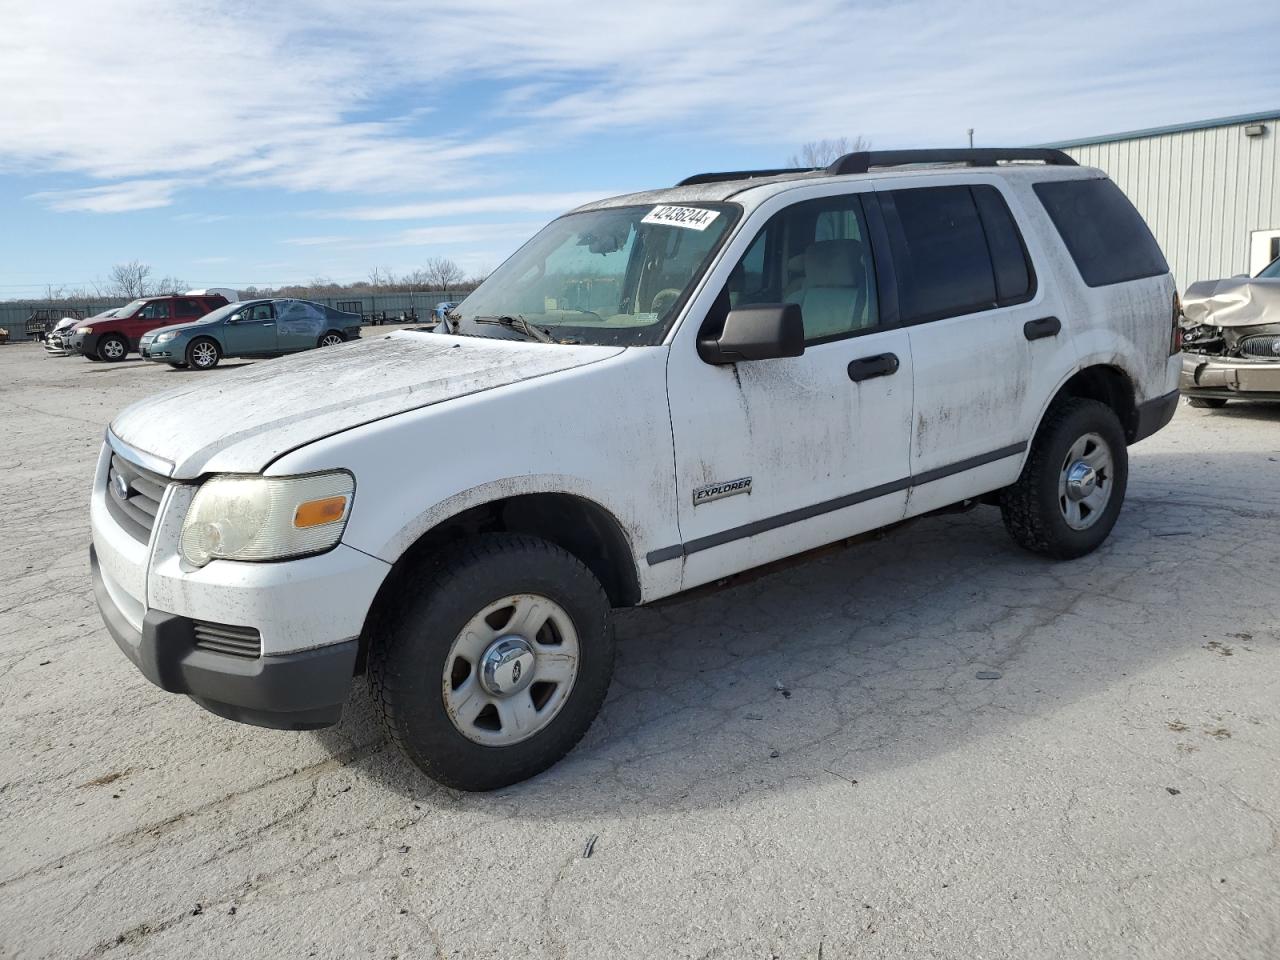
top-left (280, 235), bottom-right (349, 247)
top-left (4, 0), bottom-right (1278, 216)
top-left (328, 191), bottom-right (608, 221)
top-left (28, 179), bottom-right (186, 213)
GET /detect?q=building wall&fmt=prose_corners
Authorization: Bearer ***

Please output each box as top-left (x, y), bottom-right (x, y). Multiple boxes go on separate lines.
top-left (1060, 116), bottom-right (1280, 289)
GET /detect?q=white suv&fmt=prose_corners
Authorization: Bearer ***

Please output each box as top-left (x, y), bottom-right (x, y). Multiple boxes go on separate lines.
top-left (91, 148), bottom-right (1181, 790)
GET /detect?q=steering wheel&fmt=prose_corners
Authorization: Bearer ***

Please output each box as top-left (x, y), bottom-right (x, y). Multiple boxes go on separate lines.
top-left (651, 288), bottom-right (681, 316)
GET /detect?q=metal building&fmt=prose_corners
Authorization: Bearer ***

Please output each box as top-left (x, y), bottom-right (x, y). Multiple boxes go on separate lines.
top-left (1049, 109), bottom-right (1280, 289)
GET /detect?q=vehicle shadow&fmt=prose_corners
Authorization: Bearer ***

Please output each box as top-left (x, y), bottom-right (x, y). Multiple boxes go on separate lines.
top-left (314, 450), bottom-right (1270, 815)
top-left (1190, 400), bottom-right (1280, 422)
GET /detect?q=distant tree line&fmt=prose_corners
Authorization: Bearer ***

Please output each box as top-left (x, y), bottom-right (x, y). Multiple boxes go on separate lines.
top-left (20, 256), bottom-right (486, 304)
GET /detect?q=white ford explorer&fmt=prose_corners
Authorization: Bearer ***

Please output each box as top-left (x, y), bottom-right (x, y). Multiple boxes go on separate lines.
top-left (91, 148), bottom-right (1181, 790)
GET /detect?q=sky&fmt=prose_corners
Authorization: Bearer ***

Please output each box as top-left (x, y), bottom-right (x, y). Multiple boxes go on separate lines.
top-left (2, 0), bottom-right (1278, 299)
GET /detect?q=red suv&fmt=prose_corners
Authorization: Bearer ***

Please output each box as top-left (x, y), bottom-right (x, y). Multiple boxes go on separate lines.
top-left (71, 294), bottom-right (230, 362)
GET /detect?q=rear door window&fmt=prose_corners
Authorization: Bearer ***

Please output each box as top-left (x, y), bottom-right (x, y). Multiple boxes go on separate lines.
top-left (972, 186), bottom-right (1034, 304)
top-left (1033, 178), bottom-right (1168, 287)
top-left (882, 186), bottom-right (996, 324)
top-left (174, 298), bottom-right (202, 318)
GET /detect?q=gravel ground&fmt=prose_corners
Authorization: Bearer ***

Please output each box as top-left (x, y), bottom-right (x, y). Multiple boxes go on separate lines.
top-left (2, 341), bottom-right (1278, 960)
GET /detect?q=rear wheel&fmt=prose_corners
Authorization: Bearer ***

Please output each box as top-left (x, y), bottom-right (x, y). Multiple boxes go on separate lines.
top-left (368, 534), bottom-right (614, 791)
top-left (1000, 398), bottom-right (1128, 560)
top-left (1187, 396), bottom-right (1227, 409)
top-left (187, 338), bottom-right (221, 370)
top-left (318, 331), bottom-right (345, 347)
top-left (98, 335), bottom-right (127, 362)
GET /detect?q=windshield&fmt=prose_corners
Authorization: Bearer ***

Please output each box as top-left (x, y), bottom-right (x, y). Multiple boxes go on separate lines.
top-left (195, 301), bottom-right (256, 324)
top-left (451, 203), bottom-right (739, 346)
top-left (118, 299), bottom-right (148, 316)
top-left (1257, 257), bottom-right (1280, 279)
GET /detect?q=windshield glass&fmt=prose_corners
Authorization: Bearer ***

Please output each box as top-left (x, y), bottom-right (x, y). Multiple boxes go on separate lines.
top-left (194, 301), bottom-right (255, 324)
top-left (451, 203), bottom-right (739, 346)
top-left (1257, 257), bottom-right (1280, 279)
top-left (118, 299), bottom-right (147, 316)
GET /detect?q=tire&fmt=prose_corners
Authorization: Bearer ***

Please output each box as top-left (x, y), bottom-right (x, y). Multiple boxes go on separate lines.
top-left (186, 338), bottom-right (221, 370)
top-left (98, 335), bottom-right (127, 362)
top-left (368, 534), bottom-right (614, 791)
top-left (167, 361), bottom-right (188, 369)
top-left (1187, 397), bottom-right (1227, 409)
top-left (318, 331), bottom-right (345, 347)
top-left (1000, 398), bottom-right (1128, 560)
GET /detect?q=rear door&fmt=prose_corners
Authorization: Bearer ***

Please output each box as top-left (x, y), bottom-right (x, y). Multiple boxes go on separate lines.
top-left (875, 179), bottom-right (1072, 515)
top-left (274, 299), bottom-right (326, 352)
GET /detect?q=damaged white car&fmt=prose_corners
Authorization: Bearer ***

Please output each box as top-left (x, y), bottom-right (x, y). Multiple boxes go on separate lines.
top-left (1180, 257), bottom-right (1280, 406)
top-left (90, 148), bottom-right (1180, 790)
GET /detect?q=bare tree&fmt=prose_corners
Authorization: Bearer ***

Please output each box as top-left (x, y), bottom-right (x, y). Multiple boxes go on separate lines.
top-left (787, 136), bottom-right (871, 168)
top-left (109, 260), bottom-right (152, 299)
top-left (150, 275), bottom-right (188, 296)
top-left (421, 257), bottom-right (465, 289)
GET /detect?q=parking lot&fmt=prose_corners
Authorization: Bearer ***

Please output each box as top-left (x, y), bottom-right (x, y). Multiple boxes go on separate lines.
top-left (2, 340), bottom-right (1278, 959)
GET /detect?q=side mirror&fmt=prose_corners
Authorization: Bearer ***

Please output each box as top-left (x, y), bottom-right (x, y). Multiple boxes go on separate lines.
top-left (229, 312), bottom-right (244, 323)
top-left (698, 303), bottom-right (805, 364)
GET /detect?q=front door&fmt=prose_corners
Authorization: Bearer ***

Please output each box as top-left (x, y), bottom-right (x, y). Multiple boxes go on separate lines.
top-left (224, 302), bottom-right (277, 355)
top-left (874, 180), bottom-right (1073, 515)
top-left (664, 187), bottom-right (914, 592)
top-left (129, 300), bottom-right (171, 348)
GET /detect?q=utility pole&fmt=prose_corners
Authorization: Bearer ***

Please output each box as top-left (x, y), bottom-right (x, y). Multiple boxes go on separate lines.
top-left (967, 128), bottom-right (974, 148)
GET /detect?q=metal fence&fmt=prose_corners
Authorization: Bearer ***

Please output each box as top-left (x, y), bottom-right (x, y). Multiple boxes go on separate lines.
top-left (0, 290), bottom-right (469, 342)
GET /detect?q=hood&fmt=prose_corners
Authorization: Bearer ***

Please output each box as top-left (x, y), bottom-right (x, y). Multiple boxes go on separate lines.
top-left (1183, 277), bottom-right (1280, 328)
top-left (140, 320), bottom-right (206, 341)
top-left (110, 331), bottom-right (623, 478)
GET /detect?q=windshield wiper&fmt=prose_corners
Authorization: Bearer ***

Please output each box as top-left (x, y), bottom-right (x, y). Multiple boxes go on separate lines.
top-left (472, 314), bottom-right (553, 343)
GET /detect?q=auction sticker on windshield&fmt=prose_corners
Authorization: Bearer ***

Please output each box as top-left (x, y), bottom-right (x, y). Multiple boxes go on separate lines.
top-left (642, 205), bottom-right (721, 231)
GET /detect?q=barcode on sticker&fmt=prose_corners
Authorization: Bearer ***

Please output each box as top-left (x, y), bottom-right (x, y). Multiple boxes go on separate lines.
top-left (641, 205), bottom-right (720, 231)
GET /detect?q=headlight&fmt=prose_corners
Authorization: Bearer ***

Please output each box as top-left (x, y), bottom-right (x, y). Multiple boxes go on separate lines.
top-left (155, 331), bottom-right (177, 343)
top-left (180, 471), bottom-right (354, 567)
top-left (79, 326), bottom-right (92, 334)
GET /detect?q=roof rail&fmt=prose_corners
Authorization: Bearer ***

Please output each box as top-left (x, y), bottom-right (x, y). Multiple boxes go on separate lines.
top-left (676, 167), bottom-right (816, 187)
top-left (827, 148), bottom-right (1077, 176)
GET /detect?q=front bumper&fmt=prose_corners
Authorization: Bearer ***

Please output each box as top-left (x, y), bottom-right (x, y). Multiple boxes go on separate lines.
top-left (92, 546), bottom-right (358, 729)
top-left (89, 439), bottom-right (392, 730)
top-left (71, 331), bottom-right (96, 356)
top-left (139, 340), bottom-right (176, 360)
top-left (1180, 352), bottom-right (1280, 401)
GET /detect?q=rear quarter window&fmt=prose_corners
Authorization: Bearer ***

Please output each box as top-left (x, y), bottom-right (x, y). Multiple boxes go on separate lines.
top-left (1033, 178), bottom-right (1168, 287)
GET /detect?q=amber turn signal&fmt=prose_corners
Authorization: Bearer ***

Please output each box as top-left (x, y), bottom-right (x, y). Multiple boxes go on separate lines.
top-left (293, 495), bottom-right (348, 529)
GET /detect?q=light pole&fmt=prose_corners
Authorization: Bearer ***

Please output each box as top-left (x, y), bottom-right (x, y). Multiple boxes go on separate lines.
top-left (967, 128), bottom-right (974, 148)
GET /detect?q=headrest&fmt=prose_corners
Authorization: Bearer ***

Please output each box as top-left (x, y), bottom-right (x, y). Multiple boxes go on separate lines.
top-left (804, 240), bottom-right (861, 287)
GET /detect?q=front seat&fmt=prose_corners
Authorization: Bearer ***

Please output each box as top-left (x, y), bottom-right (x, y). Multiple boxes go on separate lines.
top-left (785, 240), bottom-right (873, 339)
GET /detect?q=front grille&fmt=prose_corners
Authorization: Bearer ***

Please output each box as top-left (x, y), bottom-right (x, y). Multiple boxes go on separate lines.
top-left (106, 454), bottom-right (170, 543)
top-left (1238, 335), bottom-right (1280, 360)
top-left (192, 621), bottom-right (263, 659)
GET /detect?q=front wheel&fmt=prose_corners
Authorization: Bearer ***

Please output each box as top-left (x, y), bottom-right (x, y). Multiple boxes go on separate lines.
top-left (186, 338), bottom-right (221, 370)
top-left (98, 335), bottom-right (127, 362)
top-left (1000, 398), bottom-right (1128, 560)
top-left (368, 534), bottom-right (614, 791)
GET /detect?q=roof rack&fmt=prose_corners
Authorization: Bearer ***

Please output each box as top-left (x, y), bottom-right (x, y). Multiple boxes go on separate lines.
top-left (676, 167), bottom-right (817, 187)
top-left (826, 148), bottom-right (1077, 176)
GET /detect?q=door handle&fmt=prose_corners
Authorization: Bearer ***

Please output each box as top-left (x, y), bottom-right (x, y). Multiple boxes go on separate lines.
top-left (1023, 316), bottom-right (1061, 341)
top-left (847, 352), bottom-right (900, 383)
